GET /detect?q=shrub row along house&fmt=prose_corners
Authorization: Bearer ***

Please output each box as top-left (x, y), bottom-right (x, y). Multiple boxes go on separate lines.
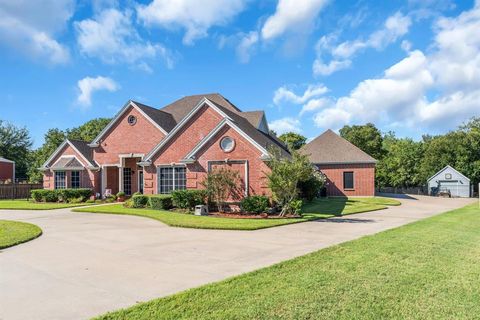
top-left (40, 94), bottom-right (376, 198)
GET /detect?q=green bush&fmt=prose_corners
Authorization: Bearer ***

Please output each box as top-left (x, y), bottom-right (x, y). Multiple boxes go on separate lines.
top-left (291, 199), bottom-right (303, 215)
top-left (133, 191), bottom-right (142, 196)
top-left (30, 188), bottom-right (92, 203)
top-left (240, 195), bottom-right (270, 214)
top-left (85, 199), bottom-right (95, 204)
top-left (132, 195), bottom-right (149, 208)
top-left (123, 199), bottom-right (133, 208)
top-left (299, 171), bottom-right (326, 202)
top-left (31, 189), bottom-right (45, 202)
top-left (116, 191), bottom-right (126, 198)
top-left (172, 189), bottom-right (207, 209)
top-left (148, 195), bottom-right (173, 210)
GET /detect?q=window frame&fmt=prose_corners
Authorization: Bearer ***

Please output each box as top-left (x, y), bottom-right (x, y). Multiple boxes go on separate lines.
top-left (55, 171), bottom-right (66, 189)
top-left (71, 171), bottom-right (81, 189)
top-left (157, 166), bottom-right (187, 194)
top-left (343, 171), bottom-right (354, 190)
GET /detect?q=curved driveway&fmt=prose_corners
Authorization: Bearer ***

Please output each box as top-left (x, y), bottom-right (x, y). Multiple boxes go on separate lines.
top-left (0, 195), bottom-right (475, 320)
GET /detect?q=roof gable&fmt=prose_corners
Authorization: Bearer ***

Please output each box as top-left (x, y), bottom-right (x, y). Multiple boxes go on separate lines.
top-left (427, 165), bottom-right (470, 182)
top-left (89, 100), bottom-right (169, 146)
top-left (301, 129), bottom-right (377, 164)
top-left (41, 139), bottom-right (96, 169)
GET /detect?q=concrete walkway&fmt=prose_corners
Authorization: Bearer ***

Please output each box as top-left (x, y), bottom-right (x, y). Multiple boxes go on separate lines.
top-left (0, 195), bottom-right (475, 320)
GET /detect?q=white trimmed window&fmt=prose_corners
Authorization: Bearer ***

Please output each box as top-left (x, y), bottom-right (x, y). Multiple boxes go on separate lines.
top-left (55, 171), bottom-right (66, 189)
top-left (158, 167), bottom-right (186, 194)
top-left (71, 171), bottom-right (80, 189)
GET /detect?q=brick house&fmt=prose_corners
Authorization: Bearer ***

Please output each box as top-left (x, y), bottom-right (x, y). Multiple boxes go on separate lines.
top-left (40, 94), bottom-right (289, 197)
top-left (301, 130), bottom-right (377, 196)
top-left (0, 157), bottom-right (15, 182)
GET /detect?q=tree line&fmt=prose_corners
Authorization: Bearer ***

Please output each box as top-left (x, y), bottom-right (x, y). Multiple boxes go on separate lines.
top-left (278, 119), bottom-right (480, 189)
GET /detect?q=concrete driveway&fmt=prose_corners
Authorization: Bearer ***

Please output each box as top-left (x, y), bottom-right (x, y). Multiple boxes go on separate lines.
top-left (0, 195), bottom-right (475, 320)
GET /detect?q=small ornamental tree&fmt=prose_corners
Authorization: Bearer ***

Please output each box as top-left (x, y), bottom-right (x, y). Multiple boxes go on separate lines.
top-left (266, 149), bottom-right (322, 216)
top-left (202, 167), bottom-right (241, 212)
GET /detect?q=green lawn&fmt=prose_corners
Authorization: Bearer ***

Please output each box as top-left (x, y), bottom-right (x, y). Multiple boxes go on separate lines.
top-left (74, 197), bottom-right (399, 231)
top-left (0, 220), bottom-right (42, 249)
top-left (0, 200), bottom-right (92, 210)
top-left (96, 203), bottom-right (480, 320)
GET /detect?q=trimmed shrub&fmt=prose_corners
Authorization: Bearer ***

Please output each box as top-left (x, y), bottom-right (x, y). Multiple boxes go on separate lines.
top-left (291, 199), bottom-right (303, 215)
top-left (31, 189), bottom-right (45, 202)
top-left (132, 195), bottom-right (149, 208)
top-left (30, 188), bottom-right (92, 203)
top-left (171, 189), bottom-right (207, 210)
top-left (116, 191), bottom-right (126, 198)
top-left (240, 195), bottom-right (270, 214)
top-left (133, 191), bottom-right (142, 196)
top-left (123, 199), bottom-right (133, 208)
top-left (85, 199), bottom-right (95, 204)
top-left (148, 195), bottom-right (173, 210)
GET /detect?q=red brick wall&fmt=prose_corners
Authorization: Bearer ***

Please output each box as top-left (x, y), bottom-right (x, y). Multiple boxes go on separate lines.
top-left (93, 106), bottom-right (166, 165)
top-left (0, 162), bottom-right (14, 181)
top-left (316, 163), bottom-right (375, 197)
top-left (145, 115), bottom-right (271, 196)
top-left (43, 144), bottom-right (94, 190)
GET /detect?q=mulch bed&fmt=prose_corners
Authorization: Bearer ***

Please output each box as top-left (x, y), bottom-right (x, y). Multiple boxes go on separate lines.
top-left (208, 212), bottom-right (301, 219)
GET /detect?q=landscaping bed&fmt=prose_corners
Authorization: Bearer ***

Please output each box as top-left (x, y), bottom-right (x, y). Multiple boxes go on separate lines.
top-left (95, 203), bottom-right (480, 320)
top-left (74, 196), bottom-right (400, 230)
top-left (0, 220), bottom-right (42, 249)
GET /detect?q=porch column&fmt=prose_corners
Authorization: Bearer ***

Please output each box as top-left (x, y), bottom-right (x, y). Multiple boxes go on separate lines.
top-left (101, 166), bottom-right (107, 197)
top-left (118, 166), bottom-right (123, 192)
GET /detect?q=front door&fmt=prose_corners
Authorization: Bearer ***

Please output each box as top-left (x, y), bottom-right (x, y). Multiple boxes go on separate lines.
top-left (139, 170), bottom-right (144, 194)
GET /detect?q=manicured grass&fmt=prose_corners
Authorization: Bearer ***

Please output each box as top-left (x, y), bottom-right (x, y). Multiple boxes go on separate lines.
top-left (302, 196), bottom-right (401, 217)
top-left (74, 204), bottom-right (305, 230)
top-left (96, 203), bottom-right (480, 320)
top-left (0, 220), bottom-right (42, 249)
top-left (0, 200), bottom-right (92, 210)
top-left (74, 197), bottom-right (399, 230)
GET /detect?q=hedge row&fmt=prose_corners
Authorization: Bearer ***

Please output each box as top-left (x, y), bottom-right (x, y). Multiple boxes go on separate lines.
top-left (127, 194), bottom-right (173, 210)
top-left (31, 188), bottom-right (92, 203)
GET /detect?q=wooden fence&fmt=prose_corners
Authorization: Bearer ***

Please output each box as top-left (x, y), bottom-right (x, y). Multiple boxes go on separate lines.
top-left (0, 183), bottom-right (43, 200)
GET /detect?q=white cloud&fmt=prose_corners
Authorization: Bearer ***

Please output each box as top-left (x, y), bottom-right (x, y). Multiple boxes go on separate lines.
top-left (77, 76), bottom-right (119, 107)
top-left (236, 31), bottom-right (259, 63)
top-left (300, 97), bottom-right (333, 115)
top-left (261, 0), bottom-right (328, 40)
top-left (0, 0), bottom-right (72, 64)
top-left (268, 117), bottom-right (301, 134)
top-left (273, 83), bottom-right (328, 105)
top-left (75, 8), bottom-right (174, 70)
top-left (137, 0), bottom-right (247, 45)
top-left (312, 58), bottom-right (351, 75)
top-left (311, 2), bottom-right (480, 130)
top-left (313, 12), bottom-right (412, 76)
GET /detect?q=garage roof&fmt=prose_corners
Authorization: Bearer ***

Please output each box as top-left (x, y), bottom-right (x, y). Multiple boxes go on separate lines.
top-left (301, 129), bottom-right (377, 164)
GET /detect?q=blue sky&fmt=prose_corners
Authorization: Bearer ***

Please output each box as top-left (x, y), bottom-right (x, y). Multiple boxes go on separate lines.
top-left (0, 0), bottom-right (478, 147)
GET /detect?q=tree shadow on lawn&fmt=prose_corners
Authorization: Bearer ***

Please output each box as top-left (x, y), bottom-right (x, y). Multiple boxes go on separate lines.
top-left (302, 198), bottom-right (351, 216)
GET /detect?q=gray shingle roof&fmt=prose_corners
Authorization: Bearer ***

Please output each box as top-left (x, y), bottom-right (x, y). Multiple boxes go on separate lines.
top-left (301, 129), bottom-right (377, 164)
top-left (160, 93), bottom-right (242, 123)
top-left (51, 157), bottom-right (84, 169)
top-left (68, 139), bottom-right (95, 166)
top-left (132, 100), bottom-right (177, 132)
top-left (240, 111), bottom-right (264, 128)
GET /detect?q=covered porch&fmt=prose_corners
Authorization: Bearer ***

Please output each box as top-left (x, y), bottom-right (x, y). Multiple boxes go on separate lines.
top-left (101, 156), bottom-right (144, 197)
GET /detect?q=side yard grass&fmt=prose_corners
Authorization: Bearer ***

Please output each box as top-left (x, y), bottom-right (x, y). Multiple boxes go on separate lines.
top-left (74, 197), bottom-right (400, 231)
top-left (0, 220), bottom-right (42, 249)
top-left (0, 200), bottom-right (93, 210)
top-left (95, 203), bottom-right (480, 320)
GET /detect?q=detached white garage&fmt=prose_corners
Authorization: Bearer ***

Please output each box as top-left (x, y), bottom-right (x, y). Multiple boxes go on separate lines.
top-left (427, 165), bottom-right (471, 198)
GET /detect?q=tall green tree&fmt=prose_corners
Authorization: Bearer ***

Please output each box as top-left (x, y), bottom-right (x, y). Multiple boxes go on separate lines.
top-left (0, 120), bottom-right (33, 180)
top-left (278, 132), bottom-right (307, 150)
top-left (376, 134), bottom-right (424, 188)
top-left (339, 123), bottom-right (384, 160)
top-left (67, 118), bottom-right (111, 142)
